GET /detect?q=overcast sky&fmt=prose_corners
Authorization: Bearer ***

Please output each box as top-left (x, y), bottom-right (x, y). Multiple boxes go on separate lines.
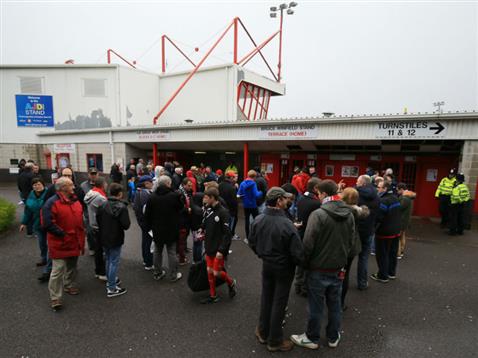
top-left (1, 0), bottom-right (477, 118)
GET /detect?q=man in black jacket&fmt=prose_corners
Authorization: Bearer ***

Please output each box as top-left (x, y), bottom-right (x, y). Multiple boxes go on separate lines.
top-left (97, 183), bottom-right (130, 298)
top-left (355, 175), bottom-right (379, 290)
top-left (371, 180), bottom-right (401, 283)
top-left (144, 175), bottom-right (183, 282)
top-left (219, 171), bottom-right (239, 240)
top-left (294, 177), bottom-right (321, 296)
top-left (133, 175), bottom-right (154, 270)
top-left (249, 187), bottom-right (304, 353)
top-left (200, 187), bottom-right (236, 304)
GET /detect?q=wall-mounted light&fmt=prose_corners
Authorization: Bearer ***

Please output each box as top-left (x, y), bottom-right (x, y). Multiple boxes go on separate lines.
top-left (225, 152), bottom-right (236, 155)
top-left (184, 119), bottom-right (194, 123)
top-left (194, 151), bottom-right (207, 154)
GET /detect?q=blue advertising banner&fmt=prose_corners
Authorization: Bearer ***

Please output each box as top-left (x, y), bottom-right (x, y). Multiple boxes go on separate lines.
top-left (16, 95), bottom-right (54, 127)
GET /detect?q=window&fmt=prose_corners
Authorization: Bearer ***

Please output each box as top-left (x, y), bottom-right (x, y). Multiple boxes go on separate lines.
top-left (19, 77), bottom-right (43, 94)
top-left (86, 154), bottom-right (103, 172)
top-left (325, 165), bottom-right (334, 177)
top-left (83, 79), bottom-right (106, 97)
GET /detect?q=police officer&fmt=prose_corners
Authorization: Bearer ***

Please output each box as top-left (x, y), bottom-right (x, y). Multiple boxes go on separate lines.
top-left (448, 173), bottom-right (470, 236)
top-left (435, 168), bottom-right (456, 228)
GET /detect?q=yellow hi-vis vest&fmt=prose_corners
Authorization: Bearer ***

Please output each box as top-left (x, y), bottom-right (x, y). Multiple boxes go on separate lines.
top-left (451, 183), bottom-right (470, 204)
top-left (435, 177), bottom-right (456, 197)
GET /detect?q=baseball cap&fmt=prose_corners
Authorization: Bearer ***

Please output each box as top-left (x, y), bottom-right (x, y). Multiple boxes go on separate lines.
top-left (88, 167), bottom-right (98, 174)
top-left (266, 187), bottom-right (293, 201)
top-left (138, 175), bottom-right (153, 185)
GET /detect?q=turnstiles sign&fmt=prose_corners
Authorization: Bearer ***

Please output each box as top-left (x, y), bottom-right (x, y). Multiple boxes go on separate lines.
top-left (375, 121), bottom-right (446, 139)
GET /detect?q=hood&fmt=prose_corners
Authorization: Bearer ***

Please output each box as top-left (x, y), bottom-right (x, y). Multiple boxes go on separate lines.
top-left (155, 185), bottom-right (173, 196)
top-left (107, 197), bottom-right (127, 217)
top-left (242, 179), bottom-right (256, 190)
top-left (321, 200), bottom-right (352, 221)
top-left (84, 189), bottom-right (104, 205)
top-left (186, 170), bottom-right (194, 178)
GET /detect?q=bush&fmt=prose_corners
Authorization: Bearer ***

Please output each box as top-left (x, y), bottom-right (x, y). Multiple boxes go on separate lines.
top-left (0, 197), bottom-right (16, 233)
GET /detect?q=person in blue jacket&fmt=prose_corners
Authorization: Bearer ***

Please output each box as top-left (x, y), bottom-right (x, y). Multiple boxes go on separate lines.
top-left (237, 170), bottom-right (262, 241)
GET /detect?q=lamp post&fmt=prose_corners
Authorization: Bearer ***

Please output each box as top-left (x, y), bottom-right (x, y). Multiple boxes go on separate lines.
top-left (270, 2), bottom-right (298, 82)
top-left (433, 101), bottom-right (445, 114)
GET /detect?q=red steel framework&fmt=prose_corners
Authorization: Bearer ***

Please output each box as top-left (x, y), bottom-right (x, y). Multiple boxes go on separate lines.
top-left (153, 16), bottom-right (286, 125)
top-left (106, 49), bottom-right (137, 68)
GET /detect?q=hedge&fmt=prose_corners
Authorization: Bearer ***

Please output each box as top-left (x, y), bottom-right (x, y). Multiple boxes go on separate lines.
top-left (0, 197), bottom-right (16, 233)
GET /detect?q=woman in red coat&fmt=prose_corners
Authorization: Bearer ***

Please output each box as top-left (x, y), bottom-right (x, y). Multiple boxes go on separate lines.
top-left (41, 177), bottom-right (85, 311)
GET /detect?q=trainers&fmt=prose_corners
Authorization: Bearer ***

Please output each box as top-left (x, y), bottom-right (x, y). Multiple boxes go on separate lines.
top-left (228, 279), bottom-right (237, 298)
top-left (89, 250), bottom-right (95, 256)
top-left (107, 287), bottom-right (127, 298)
top-left (290, 333), bottom-right (319, 349)
top-left (243, 238), bottom-right (249, 245)
top-left (170, 272), bottom-right (182, 282)
top-left (255, 326), bottom-right (266, 344)
top-left (178, 258), bottom-right (189, 266)
top-left (370, 273), bottom-right (389, 283)
top-left (397, 254), bottom-right (403, 260)
top-left (370, 251), bottom-right (376, 256)
top-left (144, 265), bottom-right (154, 271)
top-left (267, 339), bottom-right (294, 352)
top-left (232, 234), bottom-right (241, 241)
top-left (328, 332), bottom-right (341, 348)
top-left (200, 295), bottom-right (220, 304)
top-left (388, 275), bottom-right (396, 280)
top-left (95, 274), bottom-right (107, 281)
top-left (51, 299), bottom-right (62, 311)
top-left (153, 270), bottom-right (166, 281)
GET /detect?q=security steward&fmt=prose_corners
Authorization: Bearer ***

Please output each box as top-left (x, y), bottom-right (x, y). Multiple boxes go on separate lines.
top-left (448, 173), bottom-right (470, 236)
top-left (435, 169), bottom-right (456, 228)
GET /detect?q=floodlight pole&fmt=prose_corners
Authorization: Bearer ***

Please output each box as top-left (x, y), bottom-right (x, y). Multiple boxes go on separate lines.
top-left (278, 8), bottom-right (284, 82)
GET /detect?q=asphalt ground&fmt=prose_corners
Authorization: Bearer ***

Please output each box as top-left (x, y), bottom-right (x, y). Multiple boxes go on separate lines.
top-left (0, 184), bottom-right (477, 358)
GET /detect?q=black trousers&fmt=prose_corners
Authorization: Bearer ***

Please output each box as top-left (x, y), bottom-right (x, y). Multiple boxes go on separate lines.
top-left (341, 256), bottom-right (354, 307)
top-left (92, 230), bottom-right (105, 275)
top-left (449, 203), bottom-right (465, 234)
top-left (439, 195), bottom-right (451, 226)
top-left (375, 237), bottom-right (399, 280)
top-left (258, 262), bottom-right (295, 346)
top-left (244, 207), bottom-right (259, 239)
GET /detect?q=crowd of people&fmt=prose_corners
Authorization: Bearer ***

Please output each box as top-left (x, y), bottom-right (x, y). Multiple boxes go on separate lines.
top-left (15, 156), bottom-right (471, 352)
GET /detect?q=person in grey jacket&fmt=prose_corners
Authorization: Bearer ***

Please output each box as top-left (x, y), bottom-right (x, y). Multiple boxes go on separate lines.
top-left (84, 176), bottom-right (108, 280)
top-left (249, 187), bottom-right (304, 353)
top-left (291, 180), bottom-right (355, 351)
top-left (133, 175), bottom-right (154, 270)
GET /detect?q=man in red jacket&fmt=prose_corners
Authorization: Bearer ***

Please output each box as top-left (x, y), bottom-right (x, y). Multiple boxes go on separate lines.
top-left (42, 177), bottom-right (85, 311)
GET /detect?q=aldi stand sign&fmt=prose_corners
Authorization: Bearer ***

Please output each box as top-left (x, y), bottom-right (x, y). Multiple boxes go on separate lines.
top-left (16, 95), bottom-right (54, 127)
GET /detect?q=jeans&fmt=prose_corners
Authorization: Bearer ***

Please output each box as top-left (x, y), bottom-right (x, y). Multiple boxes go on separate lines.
top-left (306, 270), bottom-right (342, 343)
top-left (85, 217), bottom-right (96, 251)
top-left (229, 214), bottom-right (238, 236)
top-left (357, 233), bottom-right (373, 289)
top-left (104, 246), bottom-right (122, 291)
top-left (375, 237), bottom-right (399, 280)
top-left (258, 262), bottom-right (295, 346)
top-left (141, 229), bottom-right (153, 267)
top-left (48, 257), bottom-right (78, 301)
top-left (36, 229), bottom-right (52, 274)
top-left (244, 207), bottom-right (259, 239)
top-left (154, 241), bottom-right (178, 279)
top-left (36, 229), bottom-right (48, 263)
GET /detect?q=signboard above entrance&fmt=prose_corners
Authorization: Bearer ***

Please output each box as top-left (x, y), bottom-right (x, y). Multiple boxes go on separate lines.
top-left (136, 130), bottom-right (171, 141)
top-left (375, 121), bottom-right (446, 139)
top-left (259, 124), bottom-right (318, 140)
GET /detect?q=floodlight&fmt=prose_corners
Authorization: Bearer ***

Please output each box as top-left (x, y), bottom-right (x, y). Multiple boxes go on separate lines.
top-left (287, 9), bottom-right (294, 14)
top-left (270, 6), bottom-right (277, 11)
top-left (289, 1), bottom-right (298, 7)
top-left (270, 13), bottom-right (277, 17)
top-left (280, 3), bottom-right (288, 9)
